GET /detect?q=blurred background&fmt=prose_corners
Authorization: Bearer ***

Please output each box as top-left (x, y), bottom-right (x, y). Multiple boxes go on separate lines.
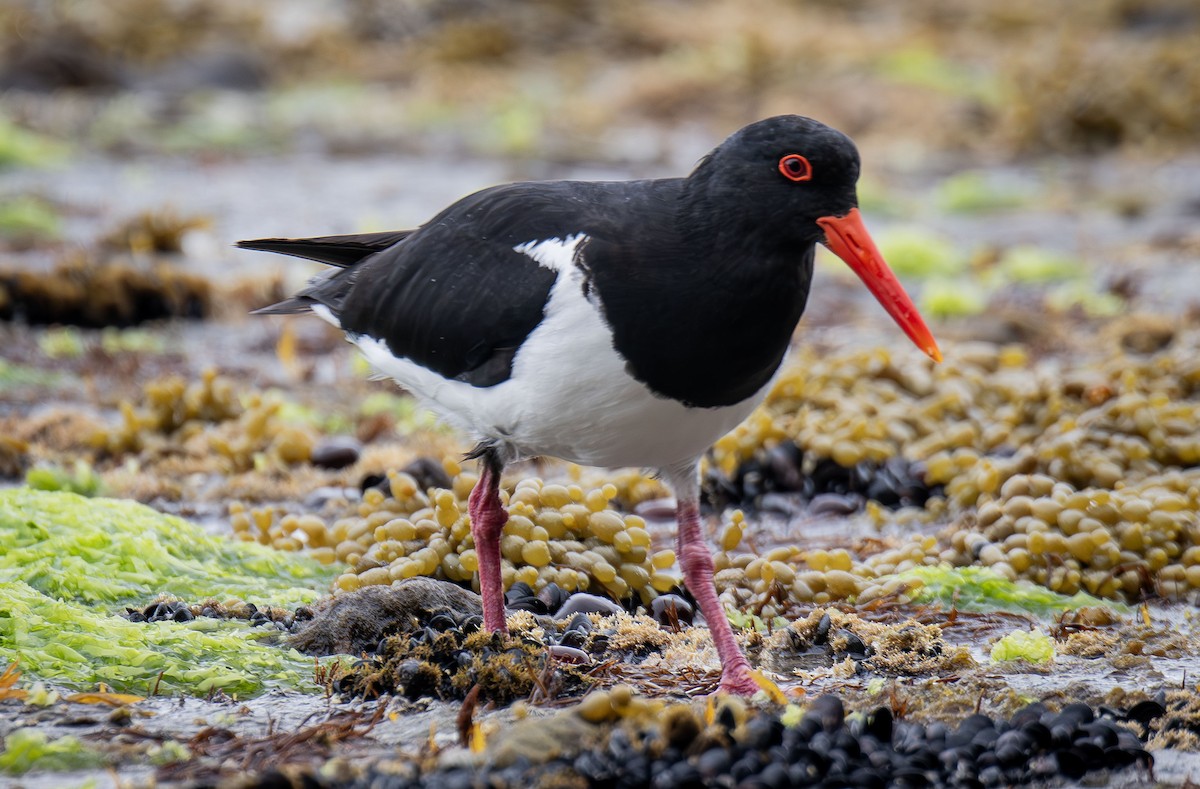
top-left (2, 0), bottom-right (1199, 295)
top-left (3, 1), bottom-right (1200, 734)
top-left (1, 0), bottom-right (1199, 481)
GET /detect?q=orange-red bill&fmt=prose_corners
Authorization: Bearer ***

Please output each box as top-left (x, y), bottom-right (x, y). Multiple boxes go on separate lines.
top-left (816, 208), bottom-right (942, 363)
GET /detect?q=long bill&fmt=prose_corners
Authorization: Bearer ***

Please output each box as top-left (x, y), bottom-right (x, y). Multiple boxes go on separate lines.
top-left (816, 208), bottom-right (943, 363)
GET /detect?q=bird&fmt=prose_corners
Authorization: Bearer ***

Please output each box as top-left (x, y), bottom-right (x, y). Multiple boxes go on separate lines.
top-left (240, 115), bottom-right (941, 695)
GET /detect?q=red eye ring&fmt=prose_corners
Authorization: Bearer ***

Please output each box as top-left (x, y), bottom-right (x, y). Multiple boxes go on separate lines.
top-left (779, 154), bottom-right (812, 182)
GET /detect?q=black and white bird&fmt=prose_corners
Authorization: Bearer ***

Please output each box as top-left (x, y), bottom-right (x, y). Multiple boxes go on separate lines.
top-left (241, 115), bottom-right (940, 695)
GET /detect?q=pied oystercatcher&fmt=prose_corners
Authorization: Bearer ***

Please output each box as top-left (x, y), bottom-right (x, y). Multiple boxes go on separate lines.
top-left (241, 115), bottom-right (941, 695)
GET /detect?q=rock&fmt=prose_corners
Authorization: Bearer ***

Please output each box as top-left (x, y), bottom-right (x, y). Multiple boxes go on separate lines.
top-left (553, 593), bottom-right (623, 619)
top-left (310, 436), bottom-right (362, 469)
top-left (650, 594), bottom-right (694, 627)
top-left (402, 456), bottom-right (454, 491)
top-left (288, 578), bottom-right (482, 655)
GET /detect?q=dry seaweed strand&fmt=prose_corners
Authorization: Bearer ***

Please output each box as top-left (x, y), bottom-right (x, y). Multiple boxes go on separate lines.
top-left (156, 704), bottom-right (387, 785)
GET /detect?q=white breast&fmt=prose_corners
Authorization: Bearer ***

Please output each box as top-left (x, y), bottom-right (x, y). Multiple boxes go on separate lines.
top-left (342, 236), bottom-right (769, 470)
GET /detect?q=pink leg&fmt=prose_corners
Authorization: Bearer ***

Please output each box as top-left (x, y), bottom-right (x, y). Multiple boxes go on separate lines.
top-left (468, 461), bottom-right (508, 633)
top-left (676, 498), bottom-right (759, 695)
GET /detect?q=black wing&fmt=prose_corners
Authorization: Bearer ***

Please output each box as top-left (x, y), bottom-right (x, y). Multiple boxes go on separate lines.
top-left (242, 181), bottom-right (647, 387)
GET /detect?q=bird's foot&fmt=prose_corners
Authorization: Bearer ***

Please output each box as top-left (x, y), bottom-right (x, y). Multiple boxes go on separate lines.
top-left (717, 665), bottom-right (762, 697)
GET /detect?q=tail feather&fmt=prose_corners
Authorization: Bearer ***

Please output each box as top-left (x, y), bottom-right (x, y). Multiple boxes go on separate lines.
top-left (250, 297), bottom-right (315, 315)
top-left (236, 229), bottom-right (414, 268)
top-left (248, 260), bottom-right (354, 317)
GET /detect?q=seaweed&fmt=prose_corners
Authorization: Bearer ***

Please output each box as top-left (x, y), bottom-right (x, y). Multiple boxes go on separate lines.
top-left (990, 627), bottom-right (1055, 663)
top-left (0, 729), bottom-right (106, 775)
top-left (24, 460), bottom-right (104, 497)
top-left (897, 566), bottom-right (1127, 618)
top-left (0, 117), bottom-right (69, 170)
top-left (0, 196), bottom-right (61, 244)
top-left (0, 488), bottom-right (341, 695)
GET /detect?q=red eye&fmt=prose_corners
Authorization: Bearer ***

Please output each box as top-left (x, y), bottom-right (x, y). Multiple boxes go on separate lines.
top-left (779, 154), bottom-right (812, 182)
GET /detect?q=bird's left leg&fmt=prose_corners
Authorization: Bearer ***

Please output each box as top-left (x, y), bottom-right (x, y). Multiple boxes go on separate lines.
top-left (664, 461), bottom-right (759, 696)
top-left (467, 450), bottom-right (508, 633)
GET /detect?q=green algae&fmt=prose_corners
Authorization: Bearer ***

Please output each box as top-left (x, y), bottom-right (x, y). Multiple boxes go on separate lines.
top-left (935, 171), bottom-right (1032, 214)
top-left (0, 360), bottom-right (62, 391)
top-left (99, 326), bottom-right (170, 355)
top-left (921, 278), bottom-right (987, 318)
top-left (0, 728), bottom-right (105, 775)
top-left (0, 488), bottom-right (341, 695)
top-left (37, 327), bottom-right (86, 359)
top-left (0, 488), bottom-right (335, 606)
top-left (0, 196), bottom-right (62, 243)
top-left (0, 117), bottom-right (69, 170)
top-left (877, 228), bottom-right (964, 279)
top-left (25, 461), bottom-right (104, 498)
top-left (1046, 281), bottom-right (1126, 317)
top-left (877, 47), bottom-right (999, 104)
top-left (990, 628), bottom-right (1056, 664)
top-left (995, 246), bottom-right (1084, 284)
top-left (898, 566), bottom-right (1126, 618)
top-left (1, 581), bottom-right (328, 696)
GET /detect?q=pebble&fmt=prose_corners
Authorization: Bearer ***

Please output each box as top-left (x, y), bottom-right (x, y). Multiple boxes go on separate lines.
top-left (548, 644), bottom-right (591, 664)
top-left (649, 594), bottom-right (694, 627)
top-left (310, 436), bottom-right (362, 469)
top-left (553, 593), bottom-right (623, 619)
top-left (632, 497), bottom-right (678, 520)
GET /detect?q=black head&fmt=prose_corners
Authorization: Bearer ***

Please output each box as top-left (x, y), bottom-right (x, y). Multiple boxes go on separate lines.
top-left (683, 115), bottom-right (943, 363)
top-left (684, 115), bottom-right (862, 249)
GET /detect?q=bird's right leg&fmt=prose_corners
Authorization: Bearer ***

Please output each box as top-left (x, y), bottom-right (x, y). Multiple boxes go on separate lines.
top-left (664, 461), bottom-right (759, 696)
top-left (467, 452), bottom-right (508, 633)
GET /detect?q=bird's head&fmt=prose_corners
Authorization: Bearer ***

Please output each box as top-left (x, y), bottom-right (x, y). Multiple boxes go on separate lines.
top-left (692, 115), bottom-right (942, 363)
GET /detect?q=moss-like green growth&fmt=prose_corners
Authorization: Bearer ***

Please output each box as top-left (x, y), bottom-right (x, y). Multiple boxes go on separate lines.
top-left (935, 171), bottom-right (1031, 214)
top-left (0, 196), bottom-right (61, 243)
top-left (996, 246), bottom-right (1084, 283)
top-left (25, 461), bottom-right (104, 498)
top-left (990, 628), bottom-right (1055, 663)
top-left (2, 582), bottom-right (329, 696)
top-left (877, 47), bottom-right (998, 104)
top-left (0, 361), bottom-right (62, 391)
top-left (0, 488), bottom-right (341, 695)
top-left (0, 488), bottom-right (335, 605)
top-left (877, 228), bottom-right (964, 279)
top-left (0, 728), bottom-right (105, 775)
top-left (1046, 282), bottom-right (1125, 317)
top-left (898, 566), bottom-right (1124, 617)
top-left (99, 326), bottom-right (170, 355)
top-left (37, 327), bottom-right (86, 359)
top-left (920, 278), bottom-right (987, 319)
top-left (0, 118), bottom-right (68, 170)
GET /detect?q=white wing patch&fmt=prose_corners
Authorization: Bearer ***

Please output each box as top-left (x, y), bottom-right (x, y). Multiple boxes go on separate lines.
top-left (334, 229), bottom-right (767, 469)
top-left (513, 234), bottom-right (586, 272)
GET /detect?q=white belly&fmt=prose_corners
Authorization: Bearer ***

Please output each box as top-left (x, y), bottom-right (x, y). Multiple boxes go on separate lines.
top-left (345, 243), bottom-right (770, 470)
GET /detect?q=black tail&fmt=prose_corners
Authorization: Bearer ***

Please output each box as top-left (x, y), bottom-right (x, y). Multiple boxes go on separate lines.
top-left (239, 229), bottom-right (413, 316)
top-left (245, 263), bottom-right (356, 317)
top-left (236, 229), bottom-right (415, 268)
top-left (249, 297), bottom-right (316, 315)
